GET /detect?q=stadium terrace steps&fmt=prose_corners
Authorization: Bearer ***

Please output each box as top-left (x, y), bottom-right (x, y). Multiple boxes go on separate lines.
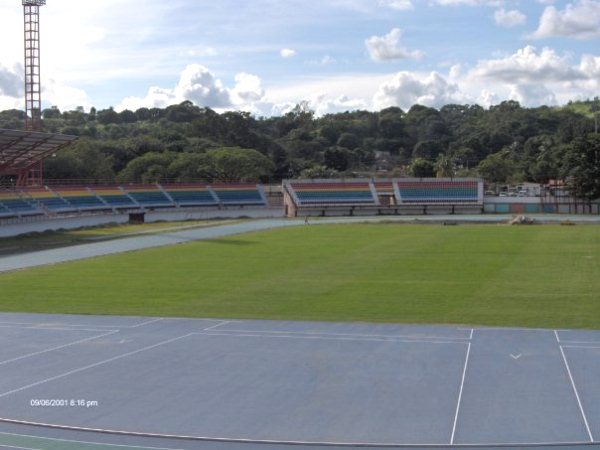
top-left (0, 190), bottom-right (41, 217)
top-left (394, 179), bottom-right (482, 205)
top-left (212, 183), bottom-right (267, 205)
top-left (121, 185), bottom-right (172, 207)
top-left (21, 187), bottom-right (74, 212)
top-left (162, 184), bottom-right (219, 206)
top-left (286, 180), bottom-right (379, 206)
top-left (0, 183), bottom-right (269, 220)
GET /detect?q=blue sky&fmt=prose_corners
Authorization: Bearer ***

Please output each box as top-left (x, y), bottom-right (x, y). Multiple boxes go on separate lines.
top-left (0, 0), bottom-right (599, 116)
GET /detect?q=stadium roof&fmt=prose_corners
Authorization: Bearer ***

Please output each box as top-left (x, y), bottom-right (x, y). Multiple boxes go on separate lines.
top-left (0, 129), bottom-right (77, 174)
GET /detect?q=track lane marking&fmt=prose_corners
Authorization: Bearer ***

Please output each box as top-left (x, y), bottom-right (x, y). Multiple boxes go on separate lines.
top-left (450, 341), bottom-right (471, 444)
top-left (0, 330), bottom-right (119, 367)
top-left (0, 333), bottom-right (196, 400)
top-left (194, 331), bottom-right (468, 345)
top-left (213, 328), bottom-right (471, 341)
top-left (559, 345), bottom-right (594, 442)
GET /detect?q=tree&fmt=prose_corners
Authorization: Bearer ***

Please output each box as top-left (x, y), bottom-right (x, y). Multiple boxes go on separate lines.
top-left (117, 152), bottom-right (177, 183)
top-left (476, 151), bottom-right (516, 183)
top-left (435, 154), bottom-right (455, 178)
top-left (207, 147), bottom-right (274, 182)
top-left (563, 134), bottom-right (600, 201)
top-left (409, 158), bottom-right (435, 178)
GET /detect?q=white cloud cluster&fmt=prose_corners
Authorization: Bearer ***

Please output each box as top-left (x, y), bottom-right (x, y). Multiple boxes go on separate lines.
top-left (0, 64), bottom-right (22, 98)
top-left (280, 48), bottom-right (296, 58)
top-left (531, 0), bottom-right (600, 39)
top-left (494, 8), bottom-right (526, 27)
top-left (365, 28), bottom-right (423, 62)
top-left (373, 71), bottom-right (466, 110)
top-left (118, 64), bottom-right (265, 113)
top-left (379, 0), bottom-right (414, 10)
top-left (469, 46), bottom-right (584, 84)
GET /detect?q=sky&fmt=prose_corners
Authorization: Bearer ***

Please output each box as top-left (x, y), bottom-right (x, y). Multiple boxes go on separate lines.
top-left (0, 0), bottom-right (599, 116)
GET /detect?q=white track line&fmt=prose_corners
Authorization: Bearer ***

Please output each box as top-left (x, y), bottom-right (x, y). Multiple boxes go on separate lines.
top-left (562, 344), bottom-right (600, 349)
top-left (196, 331), bottom-right (467, 345)
top-left (0, 333), bottom-right (195, 400)
top-left (127, 318), bottom-right (164, 328)
top-left (200, 321), bottom-right (231, 332)
top-left (0, 417), bottom-right (594, 448)
top-left (0, 431), bottom-right (186, 450)
top-left (0, 330), bottom-right (118, 367)
top-left (450, 342), bottom-right (472, 445)
top-left (559, 345), bottom-right (594, 442)
top-left (0, 325), bottom-right (117, 333)
top-left (217, 328), bottom-right (471, 341)
top-left (554, 330), bottom-right (561, 343)
top-left (0, 444), bottom-right (42, 450)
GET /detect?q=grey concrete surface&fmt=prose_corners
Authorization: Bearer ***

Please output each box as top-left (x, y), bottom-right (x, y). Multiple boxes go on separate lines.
top-left (0, 314), bottom-right (599, 448)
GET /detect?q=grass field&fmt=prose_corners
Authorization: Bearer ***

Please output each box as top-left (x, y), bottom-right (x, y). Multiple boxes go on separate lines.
top-left (0, 219), bottom-right (236, 257)
top-left (0, 224), bottom-right (598, 329)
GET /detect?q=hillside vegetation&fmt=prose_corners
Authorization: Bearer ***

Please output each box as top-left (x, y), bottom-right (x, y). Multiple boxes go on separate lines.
top-left (1, 100), bottom-right (599, 198)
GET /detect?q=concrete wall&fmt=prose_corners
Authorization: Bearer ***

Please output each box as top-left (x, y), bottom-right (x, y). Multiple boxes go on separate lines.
top-left (0, 207), bottom-right (284, 238)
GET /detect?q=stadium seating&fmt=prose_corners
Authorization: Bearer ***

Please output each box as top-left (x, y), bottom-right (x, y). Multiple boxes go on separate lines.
top-left (286, 181), bottom-right (378, 206)
top-left (162, 184), bottom-right (218, 206)
top-left (212, 184), bottom-right (267, 205)
top-left (395, 179), bottom-right (481, 205)
top-left (52, 187), bottom-right (109, 210)
top-left (21, 187), bottom-right (74, 212)
top-left (91, 187), bottom-right (137, 209)
top-left (122, 185), bottom-right (173, 207)
top-left (0, 190), bottom-right (40, 216)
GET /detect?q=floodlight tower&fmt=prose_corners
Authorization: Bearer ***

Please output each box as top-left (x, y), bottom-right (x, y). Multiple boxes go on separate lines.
top-left (23, 0), bottom-right (45, 132)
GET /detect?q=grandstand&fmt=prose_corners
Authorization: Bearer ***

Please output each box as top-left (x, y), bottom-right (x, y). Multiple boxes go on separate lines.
top-left (284, 178), bottom-right (484, 217)
top-left (394, 178), bottom-right (482, 205)
top-left (0, 182), bottom-right (269, 221)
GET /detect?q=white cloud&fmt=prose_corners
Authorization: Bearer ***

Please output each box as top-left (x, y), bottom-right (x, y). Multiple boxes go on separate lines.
top-left (531, 0), bottom-right (600, 40)
top-left (118, 65), bottom-right (267, 113)
top-left (175, 64), bottom-right (231, 108)
top-left (0, 64), bottom-right (22, 98)
top-left (465, 45), bottom-right (600, 107)
top-left (373, 71), bottom-right (467, 110)
top-left (280, 48), bottom-right (297, 58)
top-left (509, 83), bottom-right (557, 106)
top-left (230, 72), bottom-right (265, 104)
top-left (469, 45), bottom-right (584, 84)
top-left (379, 0), bottom-right (414, 10)
top-left (365, 28), bottom-right (423, 62)
top-left (494, 9), bottom-right (526, 27)
top-left (430, 0), bottom-right (504, 6)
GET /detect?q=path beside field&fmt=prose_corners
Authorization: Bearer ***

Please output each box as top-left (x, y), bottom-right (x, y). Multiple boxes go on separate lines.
top-left (0, 214), bottom-right (599, 273)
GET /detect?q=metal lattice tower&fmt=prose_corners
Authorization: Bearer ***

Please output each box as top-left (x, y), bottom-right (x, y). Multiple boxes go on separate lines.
top-left (23, 0), bottom-right (45, 132)
top-left (20, 0), bottom-right (46, 185)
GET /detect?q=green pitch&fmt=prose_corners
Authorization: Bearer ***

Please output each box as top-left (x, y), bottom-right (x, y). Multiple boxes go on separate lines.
top-left (0, 224), bottom-right (598, 329)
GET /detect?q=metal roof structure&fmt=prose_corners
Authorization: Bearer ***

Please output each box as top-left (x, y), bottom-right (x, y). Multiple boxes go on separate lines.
top-left (0, 128), bottom-right (77, 175)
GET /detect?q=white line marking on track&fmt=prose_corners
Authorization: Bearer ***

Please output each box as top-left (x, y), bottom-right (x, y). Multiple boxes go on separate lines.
top-left (0, 430), bottom-right (188, 450)
top-left (554, 330), bottom-right (561, 343)
top-left (0, 444), bottom-right (42, 450)
top-left (209, 328), bottom-right (471, 341)
top-left (0, 325), bottom-right (117, 333)
top-left (128, 318), bottom-right (164, 328)
top-left (559, 345), bottom-right (594, 442)
top-left (0, 333), bottom-right (196, 400)
top-left (562, 344), bottom-right (600, 350)
top-left (559, 340), bottom-right (600, 345)
top-left (450, 341), bottom-right (471, 445)
top-left (200, 321), bottom-right (231, 332)
top-left (0, 418), bottom-right (594, 448)
top-left (195, 331), bottom-right (468, 345)
top-left (0, 330), bottom-right (119, 367)
top-left (469, 328), bottom-right (474, 340)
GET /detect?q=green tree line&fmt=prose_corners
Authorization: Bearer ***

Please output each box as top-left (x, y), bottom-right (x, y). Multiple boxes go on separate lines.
top-left (1, 99), bottom-right (598, 198)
